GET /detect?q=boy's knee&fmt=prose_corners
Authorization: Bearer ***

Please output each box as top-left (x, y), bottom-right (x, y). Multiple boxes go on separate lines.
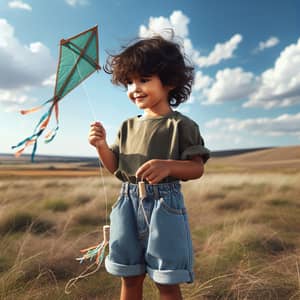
top-left (122, 274), bottom-right (146, 288)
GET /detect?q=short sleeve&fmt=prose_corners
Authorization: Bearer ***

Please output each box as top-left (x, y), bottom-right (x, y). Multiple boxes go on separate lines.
top-left (180, 121), bottom-right (210, 163)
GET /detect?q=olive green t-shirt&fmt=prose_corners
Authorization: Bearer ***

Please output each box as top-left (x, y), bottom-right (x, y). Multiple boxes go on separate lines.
top-left (110, 111), bottom-right (210, 183)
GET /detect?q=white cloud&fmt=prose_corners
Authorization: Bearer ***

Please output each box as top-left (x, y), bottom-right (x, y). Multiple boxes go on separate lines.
top-left (194, 34), bottom-right (243, 67)
top-left (190, 71), bottom-right (213, 103)
top-left (0, 88), bottom-right (37, 112)
top-left (0, 89), bottom-right (28, 105)
top-left (256, 36), bottom-right (280, 52)
top-left (8, 0), bottom-right (32, 11)
top-left (65, 0), bottom-right (89, 7)
top-left (169, 10), bottom-right (189, 38)
top-left (0, 19), bottom-right (55, 89)
top-left (139, 11), bottom-right (242, 68)
top-left (0, 19), bottom-right (55, 109)
top-left (138, 12), bottom-right (300, 110)
top-left (205, 113), bottom-right (300, 137)
top-left (139, 10), bottom-right (189, 40)
top-left (42, 74), bottom-right (56, 87)
top-left (193, 71), bottom-right (213, 92)
top-left (244, 38), bottom-right (300, 109)
top-left (202, 67), bottom-right (258, 104)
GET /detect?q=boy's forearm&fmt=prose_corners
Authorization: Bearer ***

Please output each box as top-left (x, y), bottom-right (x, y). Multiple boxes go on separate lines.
top-left (167, 158), bottom-right (204, 180)
top-left (136, 157), bottom-right (204, 184)
top-left (96, 142), bottom-right (118, 174)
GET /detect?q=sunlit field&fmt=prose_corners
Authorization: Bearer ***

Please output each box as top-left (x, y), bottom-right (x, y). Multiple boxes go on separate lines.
top-left (1, 147), bottom-right (300, 299)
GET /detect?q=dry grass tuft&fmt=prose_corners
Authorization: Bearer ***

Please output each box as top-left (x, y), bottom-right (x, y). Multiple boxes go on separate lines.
top-left (216, 198), bottom-right (252, 211)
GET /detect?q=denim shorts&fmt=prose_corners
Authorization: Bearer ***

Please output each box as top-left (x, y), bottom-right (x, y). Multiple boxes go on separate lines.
top-left (104, 181), bottom-right (194, 284)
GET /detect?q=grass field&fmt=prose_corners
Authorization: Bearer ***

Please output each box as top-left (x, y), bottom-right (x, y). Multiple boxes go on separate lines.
top-left (0, 146), bottom-right (300, 299)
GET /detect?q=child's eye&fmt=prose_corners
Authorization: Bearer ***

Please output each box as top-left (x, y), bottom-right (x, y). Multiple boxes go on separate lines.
top-left (140, 77), bottom-right (150, 83)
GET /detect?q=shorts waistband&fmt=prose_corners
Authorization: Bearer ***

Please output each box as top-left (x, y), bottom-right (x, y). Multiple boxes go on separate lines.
top-left (120, 181), bottom-right (180, 198)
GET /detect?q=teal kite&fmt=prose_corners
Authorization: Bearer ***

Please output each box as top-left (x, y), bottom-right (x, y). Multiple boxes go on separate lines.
top-left (12, 25), bottom-right (100, 161)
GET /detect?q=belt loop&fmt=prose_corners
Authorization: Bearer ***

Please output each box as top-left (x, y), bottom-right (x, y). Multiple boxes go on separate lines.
top-left (153, 185), bottom-right (160, 200)
top-left (125, 182), bottom-right (130, 196)
top-left (122, 182), bottom-right (129, 196)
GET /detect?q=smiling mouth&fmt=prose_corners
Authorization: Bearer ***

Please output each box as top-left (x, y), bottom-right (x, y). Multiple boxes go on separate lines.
top-left (134, 96), bottom-right (146, 101)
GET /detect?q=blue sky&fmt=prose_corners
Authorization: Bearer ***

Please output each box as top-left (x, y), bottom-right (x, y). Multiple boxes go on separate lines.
top-left (0, 0), bottom-right (299, 157)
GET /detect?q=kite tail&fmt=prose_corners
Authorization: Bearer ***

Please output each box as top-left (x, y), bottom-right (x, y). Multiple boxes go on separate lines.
top-left (44, 102), bottom-right (59, 143)
top-left (76, 240), bottom-right (107, 264)
top-left (13, 138), bottom-right (37, 158)
top-left (12, 98), bottom-right (57, 161)
top-left (20, 98), bottom-right (54, 115)
top-left (77, 225), bottom-right (109, 265)
top-left (64, 225), bottom-right (110, 294)
top-left (44, 125), bottom-right (59, 143)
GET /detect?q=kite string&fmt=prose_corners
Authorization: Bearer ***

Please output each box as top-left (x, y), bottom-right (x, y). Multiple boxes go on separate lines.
top-left (73, 54), bottom-right (108, 224)
top-left (82, 82), bottom-right (109, 224)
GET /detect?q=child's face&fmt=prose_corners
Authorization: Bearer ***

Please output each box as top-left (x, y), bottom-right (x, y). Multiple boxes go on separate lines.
top-left (126, 75), bottom-right (172, 114)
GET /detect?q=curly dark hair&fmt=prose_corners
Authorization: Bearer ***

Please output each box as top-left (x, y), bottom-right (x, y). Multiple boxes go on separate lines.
top-left (104, 35), bottom-right (194, 107)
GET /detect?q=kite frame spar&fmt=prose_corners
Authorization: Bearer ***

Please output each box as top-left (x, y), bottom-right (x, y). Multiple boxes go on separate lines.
top-left (12, 25), bottom-right (101, 161)
top-left (55, 26), bottom-right (101, 101)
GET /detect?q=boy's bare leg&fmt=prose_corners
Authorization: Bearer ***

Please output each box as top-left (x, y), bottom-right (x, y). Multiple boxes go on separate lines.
top-left (120, 274), bottom-right (146, 300)
top-left (156, 283), bottom-right (183, 300)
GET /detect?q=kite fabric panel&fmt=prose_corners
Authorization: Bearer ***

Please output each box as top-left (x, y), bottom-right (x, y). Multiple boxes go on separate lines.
top-left (12, 25), bottom-right (101, 161)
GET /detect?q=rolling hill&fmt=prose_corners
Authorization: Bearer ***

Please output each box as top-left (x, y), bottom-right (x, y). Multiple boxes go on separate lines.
top-left (1, 145), bottom-right (299, 175)
top-left (207, 145), bottom-right (300, 173)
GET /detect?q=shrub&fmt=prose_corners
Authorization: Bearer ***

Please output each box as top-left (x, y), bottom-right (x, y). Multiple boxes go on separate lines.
top-left (0, 212), bottom-right (33, 234)
top-left (75, 194), bottom-right (91, 205)
top-left (268, 198), bottom-right (291, 206)
top-left (217, 199), bottom-right (252, 211)
top-left (30, 218), bottom-right (56, 235)
top-left (0, 211), bottom-right (55, 235)
top-left (44, 199), bottom-right (69, 212)
top-left (75, 214), bottom-right (103, 226)
top-left (0, 256), bottom-right (10, 272)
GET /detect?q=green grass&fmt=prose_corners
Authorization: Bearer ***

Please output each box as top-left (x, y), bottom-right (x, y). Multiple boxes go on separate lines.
top-left (267, 198), bottom-right (292, 206)
top-left (44, 199), bottom-right (70, 212)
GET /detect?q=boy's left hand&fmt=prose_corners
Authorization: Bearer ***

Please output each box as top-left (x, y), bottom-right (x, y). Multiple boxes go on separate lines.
top-left (136, 159), bottom-right (170, 184)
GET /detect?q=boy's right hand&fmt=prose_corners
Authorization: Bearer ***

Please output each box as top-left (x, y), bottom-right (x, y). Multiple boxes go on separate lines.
top-left (89, 121), bottom-right (107, 148)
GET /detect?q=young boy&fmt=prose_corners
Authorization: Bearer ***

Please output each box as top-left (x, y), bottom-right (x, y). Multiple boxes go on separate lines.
top-left (89, 35), bottom-right (210, 300)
